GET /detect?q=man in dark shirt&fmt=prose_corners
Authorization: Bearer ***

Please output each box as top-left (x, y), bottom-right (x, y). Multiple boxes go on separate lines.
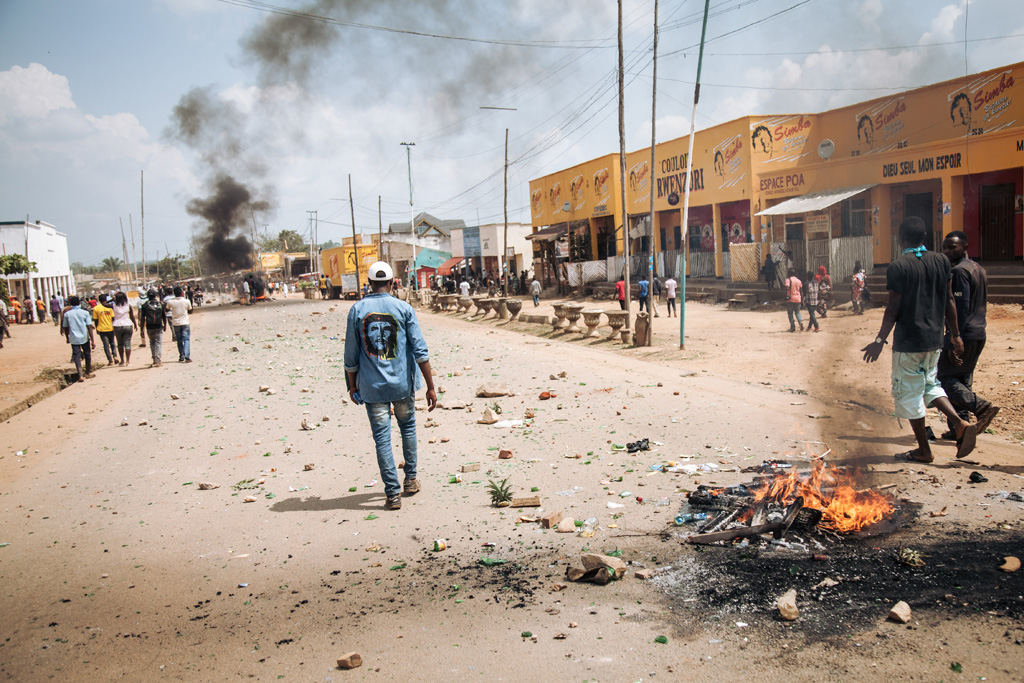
top-left (936, 231), bottom-right (998, 438)
top-left (862, 217), bottom-right (976, 462)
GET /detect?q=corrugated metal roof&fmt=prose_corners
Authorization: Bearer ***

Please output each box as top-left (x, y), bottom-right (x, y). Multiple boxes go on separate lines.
top-left (756, 184), bottom-right (877, 216)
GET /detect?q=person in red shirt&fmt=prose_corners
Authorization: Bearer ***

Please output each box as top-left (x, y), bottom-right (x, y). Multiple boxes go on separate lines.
top-left (615, 276), bottom-right (626, 310)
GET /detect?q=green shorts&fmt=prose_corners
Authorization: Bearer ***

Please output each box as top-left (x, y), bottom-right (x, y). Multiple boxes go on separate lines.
top-left (891, 350), bottom-right (945, 420)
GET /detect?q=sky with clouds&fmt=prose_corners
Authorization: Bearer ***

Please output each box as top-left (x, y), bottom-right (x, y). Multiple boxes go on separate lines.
top-left (0, 0), bottom-right (1021, 269)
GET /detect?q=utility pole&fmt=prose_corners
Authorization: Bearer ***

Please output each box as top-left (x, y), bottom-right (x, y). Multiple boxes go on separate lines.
top-left (249, 208), bottom-right (260, 280)
top-left (617, 0), bottom-right (631, 335)
top-left (349, 174), bottom-right (361, 298)
top-left (120, 218), bottom-right (131, 289)
top-left (400, 141), bottom-right (416, 295)
top-left (378, 195), bottom-right (383, 261)
top-left (679, 0), bottom-right (711, 350)
top-left (645, 0), bottom-right (659, 346)
top-left (140, 170), bottom-right (146, 285)
top-left (503, 127), bottom-right (509, 296)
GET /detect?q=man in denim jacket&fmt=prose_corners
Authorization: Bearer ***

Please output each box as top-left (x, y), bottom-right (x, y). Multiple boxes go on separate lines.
top-left (345, 261), bottom-right (437, 510)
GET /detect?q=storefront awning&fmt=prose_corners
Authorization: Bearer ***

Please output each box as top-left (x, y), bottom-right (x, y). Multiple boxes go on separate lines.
top-left (756, 184), bottom-right (877, 216)
top-left (526, 224), bottom-right (569, 241)
top-left (437, 256), bottom-right (465, 276)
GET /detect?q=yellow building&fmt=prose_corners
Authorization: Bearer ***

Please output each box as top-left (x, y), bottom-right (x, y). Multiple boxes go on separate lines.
top-left (529, 61), bottom-right (1023, 285)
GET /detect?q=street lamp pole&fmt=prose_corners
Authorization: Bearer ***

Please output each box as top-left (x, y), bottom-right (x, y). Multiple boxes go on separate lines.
top-left (400, 141), bottom-right (416, 295)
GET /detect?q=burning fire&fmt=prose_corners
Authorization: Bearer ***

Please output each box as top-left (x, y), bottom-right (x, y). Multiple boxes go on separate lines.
top-left (751, 462), bottom-right (894, 534)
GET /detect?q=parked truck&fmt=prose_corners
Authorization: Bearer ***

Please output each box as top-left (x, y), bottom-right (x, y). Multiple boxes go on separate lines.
top-left (321, 244), bottom-right (379, 299)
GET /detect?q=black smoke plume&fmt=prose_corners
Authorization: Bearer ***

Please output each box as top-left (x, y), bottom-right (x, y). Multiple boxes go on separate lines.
top-left (170, 87), bottom-right (272, 275)
top-left (186, 175), bottom-right (270, 273)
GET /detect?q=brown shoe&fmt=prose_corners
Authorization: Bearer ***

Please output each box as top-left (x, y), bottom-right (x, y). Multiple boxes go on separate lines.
top-left (403, 478), bottom-right (421, 495)
top-left (385, 494), bottom-right (402, 510)
top-left (975, 403), bottom-right (1000, 433)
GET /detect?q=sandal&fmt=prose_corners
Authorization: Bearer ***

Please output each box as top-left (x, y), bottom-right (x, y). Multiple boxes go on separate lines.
top-left (955, 423), bottom-right (977, 459)
top-left (894, 449), bottom-right (933, 463)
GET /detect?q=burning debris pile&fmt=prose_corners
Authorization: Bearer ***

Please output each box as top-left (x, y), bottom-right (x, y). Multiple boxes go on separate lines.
top-left (681, 460), bottom-right (896, 546)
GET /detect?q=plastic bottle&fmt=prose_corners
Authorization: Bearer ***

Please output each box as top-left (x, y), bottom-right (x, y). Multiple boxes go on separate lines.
top-left (579, 517), bottom-right (598, 537)
top-left (673, 512), bottom-right (709, 525)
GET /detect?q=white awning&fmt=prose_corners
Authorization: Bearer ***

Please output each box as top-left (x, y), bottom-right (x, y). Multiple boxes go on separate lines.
top-left (756, 184), bottom-right (877, 216)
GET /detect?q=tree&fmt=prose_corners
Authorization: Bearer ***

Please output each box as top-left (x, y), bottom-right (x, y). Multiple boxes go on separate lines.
top-left (100, 256), bottom-right (124, 273)
top-left (258, 229), bottom-right (307, 254)
top-left (0, 253), bottom-right (37, 276)
top-left (0, 254), bottom-right (36, 305)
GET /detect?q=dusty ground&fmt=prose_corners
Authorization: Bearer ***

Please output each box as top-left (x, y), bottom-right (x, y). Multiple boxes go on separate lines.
top-left (0, 293), bottom-right (1021, 682)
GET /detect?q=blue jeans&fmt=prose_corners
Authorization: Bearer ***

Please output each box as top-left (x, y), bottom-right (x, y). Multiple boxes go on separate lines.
top-left (532, 294), bottom-right (539, 306)
top-left (174, 324), bottom-right (190, 360)
top-left (365, 394), bottom-right (417, 497)
top-left (786, 302), bottom-right (804, 329)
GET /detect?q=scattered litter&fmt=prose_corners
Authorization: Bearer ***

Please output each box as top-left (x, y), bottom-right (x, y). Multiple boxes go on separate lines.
top-left (197, 482), bottom-right (219, 490)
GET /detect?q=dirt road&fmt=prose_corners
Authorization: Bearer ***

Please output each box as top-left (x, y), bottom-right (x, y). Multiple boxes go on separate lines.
top-left (1, 297), bottom-right (1021, 681)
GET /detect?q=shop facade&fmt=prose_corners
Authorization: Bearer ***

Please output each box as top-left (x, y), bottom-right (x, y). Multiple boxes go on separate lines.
top-left (528, 60), bottom-right (1023, 285)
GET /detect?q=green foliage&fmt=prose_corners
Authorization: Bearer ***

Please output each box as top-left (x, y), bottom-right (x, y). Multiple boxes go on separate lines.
top-left (100, 256), bottom-right (124, 273)
top-left (258, 229), bottom-right (308, 254)
top-left (487, 478), bottom-right (513, 506)
top-left (0, 254), bottom-right (36, 276)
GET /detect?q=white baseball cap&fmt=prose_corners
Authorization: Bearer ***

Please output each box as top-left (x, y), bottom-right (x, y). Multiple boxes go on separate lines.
top-left (367, 261), bottom-right (394, 281)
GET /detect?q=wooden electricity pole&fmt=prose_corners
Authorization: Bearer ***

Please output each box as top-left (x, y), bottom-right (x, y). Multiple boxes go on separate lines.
top-left (349, 175), bottom-right (360, 296)
top-left (617, 0), bottom-right (631, 332)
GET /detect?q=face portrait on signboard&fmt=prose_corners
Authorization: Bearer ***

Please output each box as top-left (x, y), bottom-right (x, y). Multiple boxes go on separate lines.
top-left (857, 115), bottom-right (874, 146)
top-left (363, 312), bottom-right (398, 360)
top-left (950, 92), bottom-right (972, 127)
top-left (751, 125), bottom-right (773, 158)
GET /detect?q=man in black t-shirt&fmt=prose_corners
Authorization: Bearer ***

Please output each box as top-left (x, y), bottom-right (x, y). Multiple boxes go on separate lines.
top-left (862, 217), bottom-right (976, 462)
top-left (936, 231), bottom-right (998, 438)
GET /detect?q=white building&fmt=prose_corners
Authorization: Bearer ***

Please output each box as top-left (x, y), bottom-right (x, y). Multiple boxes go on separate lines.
top-left (0, 220), bottom-right (74, 302)
top-left (450, 222), bottom-right (533, 279)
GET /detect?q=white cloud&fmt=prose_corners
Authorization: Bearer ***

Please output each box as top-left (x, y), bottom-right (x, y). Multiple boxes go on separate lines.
top-left (0, 63), bottom-right (75, 125)
top-left (920, 2), bottom-right (965, 44)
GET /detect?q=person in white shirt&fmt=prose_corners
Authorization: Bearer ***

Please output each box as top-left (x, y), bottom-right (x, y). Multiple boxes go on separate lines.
top-left (459, 279), bottom-right (470, 297)
top-left (166, 286), bottom-right (194, 363)
top-left (664, 277), bottom-right (678, 318)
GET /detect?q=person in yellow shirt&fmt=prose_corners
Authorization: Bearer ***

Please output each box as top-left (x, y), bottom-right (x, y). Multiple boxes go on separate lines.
top-left (92, 295), bottom-right (116, 365)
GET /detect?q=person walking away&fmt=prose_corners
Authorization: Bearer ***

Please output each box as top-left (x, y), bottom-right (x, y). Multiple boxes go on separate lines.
top-left (92, 295), bottom-right (116, 365)
top-left (62, 296), bottom-right (95, 380)
top-left (816, 265), bottom-right (832, 318)
top-left (242, 277), bottom-right (250, 304)
top-left (49, 295), bottom-right (61, 325)
top-left (162, 287), bottom-right (176, 342)
top-left (139, 289), bottom-right (167, 367)
top-left (784, 269), bottom-right (804, 332)
top-left (803, 271), bottom-right (820, 332)
top-left (459, 278), bottom-right (470, 297)
top-left (111, 291), bottom-right (137, 366)
top-left (0, 297), bottom-right (8, 347)
top-left (936, 231), bottom-right (999, 439)
top-left (651, 277), bottom-right (661, 317)
top-left (664, 275), bottom-right (678, 318)
top-left (616, 276), bottom-right (627, 310)
top-left (344, 262), bottom-right (436, 511)
top-left (23, 296), bottom-right (34, 323)
top-left (762, 253), bottom-right (776, 290)
top-left (530, 278), bottom-right (541, 307)
top-left (167, 286), bottom-right (193, 363)
top-left (861, 216), bottom-right (976, 463)
top-left (637, 276), bottom-right (650, 313)
top-left (36, 297), bottom-right (46, 324)
top-left (851, 261), bottom-right (867, 315)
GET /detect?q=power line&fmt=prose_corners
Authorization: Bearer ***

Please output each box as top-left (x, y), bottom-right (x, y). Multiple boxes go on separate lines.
top-left (215, 0), bottom-right (612, 49)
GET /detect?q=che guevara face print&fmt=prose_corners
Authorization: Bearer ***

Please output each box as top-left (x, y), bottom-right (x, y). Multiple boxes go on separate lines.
top-left (363, 312), bottom-right (398, 360)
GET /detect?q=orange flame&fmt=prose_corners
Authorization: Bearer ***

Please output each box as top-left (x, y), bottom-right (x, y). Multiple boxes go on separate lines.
top-left (750, 462), bottom-right (894, 534)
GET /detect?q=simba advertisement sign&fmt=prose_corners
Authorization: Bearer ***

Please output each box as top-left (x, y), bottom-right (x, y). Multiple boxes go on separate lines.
top-left (528, 155), bottom-right (618, 225)
top-left (750, 115), bottom-right (815, 164)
